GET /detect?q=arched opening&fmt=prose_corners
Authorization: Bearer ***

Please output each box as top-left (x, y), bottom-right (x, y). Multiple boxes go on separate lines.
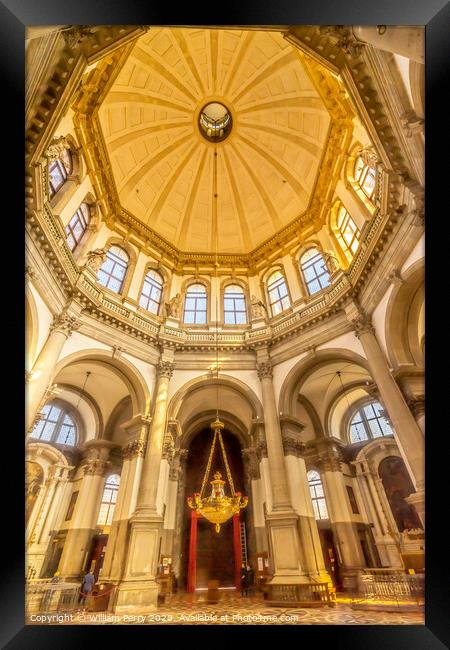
top-left (180, 426), bottom-right (247, 592)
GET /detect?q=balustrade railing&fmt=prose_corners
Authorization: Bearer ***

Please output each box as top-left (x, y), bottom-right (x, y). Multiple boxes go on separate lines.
top-left (266, 581), bottom-right (334, 607)
top-left (353, 569), bottom-right (424, 608)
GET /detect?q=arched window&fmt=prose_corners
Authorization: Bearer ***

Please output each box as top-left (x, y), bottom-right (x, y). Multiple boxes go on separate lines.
top-left (307, 470), bottom-right (329, 520)
top-left (300, 248), bottom-right (331, 295)
top-left (65, 203), bottom-right (91, 252)
top-left (139, 269), bottom-right (163, 315)
top-left (29, 402), bottom-right (77, 447)
top-left (97, 245), bottom-right (129, 294)
top-left (335, 205), bottom-right (360, 260)
top-left (184, 284), bottom-right (207, 324)
top-left (97, 474), bottom-right (120, 527)
top-left (349, 400), bottom-right (393, 444)
top-left (48, 148), bottom-right (73, 198)
top-left (354, 155), bottom-right (376, 200)
top-left (224, 285), bottom-right (247, 325)
top-left (267, 270), bottom-right (290, 316)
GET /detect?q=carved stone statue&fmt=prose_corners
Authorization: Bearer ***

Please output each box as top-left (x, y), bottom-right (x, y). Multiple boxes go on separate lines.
top-left (324, 251), bottom-right (341, 274)
top-left (164, 293), bottom-right (182, 318)
top-left (45, 136), bottom-right (69, 162)
top-left (250, 295), bottom-right (266, 320)
top-left (84, 248), bottom-right (107, 272)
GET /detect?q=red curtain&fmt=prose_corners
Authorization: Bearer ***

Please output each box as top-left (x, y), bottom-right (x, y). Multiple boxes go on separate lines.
top-left (187, 510), bottom-right (198, 592)
top-left (233, 514), bottom-right (242, 590)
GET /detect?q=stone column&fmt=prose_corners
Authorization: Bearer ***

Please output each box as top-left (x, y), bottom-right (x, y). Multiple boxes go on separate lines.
top-left (135, 358), bottom-right (175, 513)
top-left (101, 417), bottom-right (149, 583)
top-left (353, 459), bottom-right (403, 568)
top-left (37, 465), bottom-right (72, 546)
top-left (113, 355), bottom-right (175, 613)
top-left (282, 437), bottom-right (331, 584)
top-left (26, 311), bottom-right (80, 434)
top-left (162, 447), bottom-right (188, 576)
top-left (256, 357), bottom-right (307, 584)
top-left (57, 442), bottom-right (113, 579)
top-left (26, 464), bottom-right (72, 577)
top-left (347, 307), bottom-right (425, 525)
top-left (317, 447), bottom-right (366, 577)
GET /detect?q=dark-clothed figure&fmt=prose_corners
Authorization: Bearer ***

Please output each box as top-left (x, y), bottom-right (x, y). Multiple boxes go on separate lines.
top-left (78, 570), bottom-right (95, 608)
top-left (241, 563), bottom-right (254, 597)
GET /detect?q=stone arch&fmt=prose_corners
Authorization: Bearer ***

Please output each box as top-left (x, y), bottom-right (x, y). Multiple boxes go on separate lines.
top-left (385, 259), bottom-right (424, 369)
top-left (48, 384), bottom-right (104, 442)
top-left (25, 286), bottom-right (39, 370)
top-left (169, 373), bottom-right (263, 423)
top-left (54, 349), bottom-right (151, 417)
top-left (279, 348), bottom-right (371, 417)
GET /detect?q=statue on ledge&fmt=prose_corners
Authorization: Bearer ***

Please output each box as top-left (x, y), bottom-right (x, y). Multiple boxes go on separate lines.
top-left (164, 293), bottom-right (182, 319)
top-left (84, 248), bottom-right (107, 272)
top-left (250, 295), bottom-right (266, 320)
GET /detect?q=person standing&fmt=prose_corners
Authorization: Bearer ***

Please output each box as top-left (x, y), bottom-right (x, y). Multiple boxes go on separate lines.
top-left (240, 563), bottom-right (248, 597)
top-left (246, 563), bottom-right (254, 597)
top-left (78, 569), bottom-right (95, 609)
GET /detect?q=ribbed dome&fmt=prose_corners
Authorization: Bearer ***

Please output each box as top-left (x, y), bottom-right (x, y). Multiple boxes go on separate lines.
top-left (98, 28), bottom-right (331, 254)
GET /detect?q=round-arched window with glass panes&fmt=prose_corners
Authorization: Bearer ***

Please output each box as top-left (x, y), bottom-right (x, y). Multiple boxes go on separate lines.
top-left (354, 156), bottom-right (377, 200)
top-left (184, 284), bottom-right (207, 324)
top-left (96, 245), bottom-right (129, 294)
top-left (349, 400), bottom-right (393, 444)
top-left (139, 269), bottom-right (164, 315)
top-left (307, 470), bottom-right (329, 520)
top-left (267, 270), bottom-right (290, 316)
top-left (97, 474), bottom-right (120, 527)
top-left (29, 402), bottom-right (77, 447)
top-left (48, 148), bottom-right (73, 198)
top-left (224, 285), bottom-right (247, 325)
top-left (65, 203), bottom-right (91, 253)
top-left (300, 248), bottom-right (331, 295)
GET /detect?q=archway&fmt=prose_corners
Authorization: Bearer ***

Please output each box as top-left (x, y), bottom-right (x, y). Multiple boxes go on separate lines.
top-left (168, 374), bottom-right (262, 592)
top-left (181, 426), bottom-right (247, 591)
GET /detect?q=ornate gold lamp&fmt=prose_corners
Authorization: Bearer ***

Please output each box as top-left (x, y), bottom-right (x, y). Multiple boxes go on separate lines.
top-left (186, 142), bottom-right (248, 532)
top-left (187, 417), bottom-right (248, 533)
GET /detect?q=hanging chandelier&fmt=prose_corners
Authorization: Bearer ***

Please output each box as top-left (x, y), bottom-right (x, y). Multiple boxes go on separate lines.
top-left (187, 417), bottom-right (248, 533)
top-left (186, 141), bottom-right (248, 533)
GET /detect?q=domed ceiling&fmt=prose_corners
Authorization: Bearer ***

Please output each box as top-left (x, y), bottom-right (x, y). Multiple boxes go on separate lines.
top-left (98, 28), bottom-right (331, 255)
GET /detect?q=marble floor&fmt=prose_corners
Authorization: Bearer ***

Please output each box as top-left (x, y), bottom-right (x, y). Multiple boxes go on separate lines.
top-left (27, 592), bottom-right (425, 626)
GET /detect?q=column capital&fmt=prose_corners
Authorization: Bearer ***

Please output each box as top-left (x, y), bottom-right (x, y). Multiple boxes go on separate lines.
top-left (256, 440), bottom-right (268, 461)
top-left (161, 433), bottom-right (175, 460)
top-left (282, 435), bottom-right (305, 458)
top-left (351, 309), bottom-right (375, 339)
top-left (122, 438), bottom-right (147, 460)
top-left (407, 395), bottom-right (425, 418)
top-left (49, 311), bottom-right (81, 338)
top-left (156, 359), bottom-right (175, 379)
top-left (256, 361), bottom-right (273, 380)
top-left (241, 447), bottom-right (261, 480)
top-left (81, 442), bottom-right (113, 476)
